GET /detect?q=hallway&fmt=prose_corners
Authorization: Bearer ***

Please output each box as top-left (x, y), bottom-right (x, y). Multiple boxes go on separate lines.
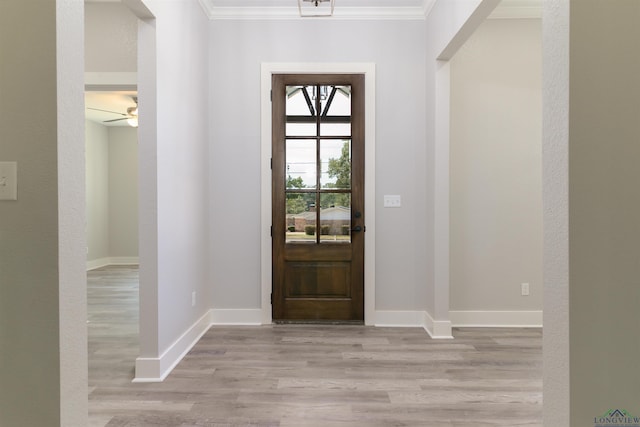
top-left (88, 266), bottom-right (542, 426)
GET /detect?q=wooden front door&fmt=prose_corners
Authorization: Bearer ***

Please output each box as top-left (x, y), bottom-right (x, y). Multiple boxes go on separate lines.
top-left (272, 74), bottom-right (365, 322)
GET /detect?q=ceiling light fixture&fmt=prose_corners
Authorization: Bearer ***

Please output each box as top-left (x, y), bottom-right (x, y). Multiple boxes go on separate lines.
top-left (298, 0), bottom-right (335, 17)
top-left (126, 102), bottom-right (138, 127)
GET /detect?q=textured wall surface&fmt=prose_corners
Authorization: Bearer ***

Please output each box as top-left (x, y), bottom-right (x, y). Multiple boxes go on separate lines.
top-left (569, 1), bottom-right (640, 424)
top-left (542, 0), bottom-right (570, 424)
top-left (0, 0), bottom-right (86, 425)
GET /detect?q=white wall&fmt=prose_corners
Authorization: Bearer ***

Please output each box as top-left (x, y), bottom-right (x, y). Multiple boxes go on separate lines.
top-left (449, 19), bottom-right (543, 318)
top-left (85, 2), bottom-right (138, 72)
top-left (86, 121), bottom-right (110, 262)
top-left (208, 19), bottom-right (429, 312)
top-left (136, 0), bottom-right (210, 378)
top-left (108, 127), bottom-right (139, 258)
top-left (542, 1), bottom-right (570, 424)
top-left (85, 121), bottom-right (139, 267)
top-left (424, 0), bottom-right (500, 326)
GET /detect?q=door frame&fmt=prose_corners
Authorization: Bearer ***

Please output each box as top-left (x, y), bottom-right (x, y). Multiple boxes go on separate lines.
top-left (260, 63), bottom-right (376, 325)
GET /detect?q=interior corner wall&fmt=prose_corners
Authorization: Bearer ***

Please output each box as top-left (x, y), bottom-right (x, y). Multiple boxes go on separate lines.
top-left (108, 127), bottom-right (139, 258)
top-left (208, 19), bottom-right (429, 313)
top-left (86, 120), bottom-right (110, 262)
top-left (85, 122), bottom-right (139, 266)
top-left (568, 1), bottom-right (640, 424)
top-left (424, 0), bottom-right (498, 323)
top-left (449, 19), bottom-right (543, 316)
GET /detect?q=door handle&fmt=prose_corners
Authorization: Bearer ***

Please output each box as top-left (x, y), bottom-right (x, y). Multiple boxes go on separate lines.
top-left (351, 226), bottom-right (363, 232)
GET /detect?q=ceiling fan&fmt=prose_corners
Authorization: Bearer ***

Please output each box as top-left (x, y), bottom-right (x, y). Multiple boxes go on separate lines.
top-left (88, 96), bottom-right (138, 127)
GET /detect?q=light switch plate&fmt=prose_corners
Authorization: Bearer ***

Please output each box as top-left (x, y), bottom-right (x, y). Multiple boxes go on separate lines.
top-left (0, 162), bottom-right (18, 200)
top-left (383, 195), bottom-right (401, 208)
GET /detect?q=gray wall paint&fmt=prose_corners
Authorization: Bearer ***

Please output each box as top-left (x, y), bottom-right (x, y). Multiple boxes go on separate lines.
top-left (1, 0), bottom-right (86, 424)
top-left (208, 19), bottom-right (429, 311)
top-left (450, 19), bottom-right (543, 312)
top-left (85, 122), bottom-right (139, 263)
top-left (569, 0), bottom-right (640, 423)
top-left (0, 2), bottom-right (61, 423)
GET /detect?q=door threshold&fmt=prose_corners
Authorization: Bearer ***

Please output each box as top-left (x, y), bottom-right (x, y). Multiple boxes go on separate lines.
top-left (274, 320), bottom-right (364, 325)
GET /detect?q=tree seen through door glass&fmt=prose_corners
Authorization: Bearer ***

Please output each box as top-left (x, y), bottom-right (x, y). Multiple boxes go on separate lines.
top-left (286, 139), bottom-right (316, 189)
top-left (321, 139), bottom-right (351, 189)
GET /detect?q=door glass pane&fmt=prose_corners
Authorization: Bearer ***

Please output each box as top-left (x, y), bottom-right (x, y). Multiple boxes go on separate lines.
top-left (286, 139), bottom-right (316, 189)
top-left (320, 85), bottom-right (351, 136)
top-left (286, 86), bottom-right (316, 116)
top-left (320, 193), bottom-right (351, 243)
top-left (320, 122), bottom-right (350, 137)
top-left (286, 122), bottom-right (316, 137)
top-left (321, 139), bottom-right (351, 189)
top-left (286, 192), bottom-right (317, 243)
top-left (319, 86), bottom-right (350, 116)
top-left (287, 86), bottom-right (316, 136)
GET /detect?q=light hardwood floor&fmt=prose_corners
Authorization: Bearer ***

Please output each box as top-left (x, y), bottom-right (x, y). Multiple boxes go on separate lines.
top-left (88, 265), bottom-right (542, 427)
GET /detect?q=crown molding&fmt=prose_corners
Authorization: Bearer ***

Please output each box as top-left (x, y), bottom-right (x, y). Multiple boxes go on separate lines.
top-left (199, 0), bottom-right (435, 21)
top-left (197, 0), bottom-right (539, 21)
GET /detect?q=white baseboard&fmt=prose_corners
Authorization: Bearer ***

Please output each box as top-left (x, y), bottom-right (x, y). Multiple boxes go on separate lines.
top-left (86, 256), bottom-right (139, 271)
top-left (210, 309), bottom-right (263, 325)
top-left (86, 257), bottom-right (111, 271)
top-left (422, 310), bottom-right (454, 339)
top-left (133, 309), bottom-right (212, 383)
top-left (109, 256), bottom-right (139, 265)
top-left (449, 310), bottom-right (543, 327)
top-left (374, 310), bottom-right (453, 339)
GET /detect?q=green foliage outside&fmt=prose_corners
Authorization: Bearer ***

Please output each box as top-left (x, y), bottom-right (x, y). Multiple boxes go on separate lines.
top-left (285, 141), bottom-right (351, 215)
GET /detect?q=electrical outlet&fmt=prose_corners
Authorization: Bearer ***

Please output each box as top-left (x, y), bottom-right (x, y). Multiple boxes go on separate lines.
top-left (192, 291), bottom-right (196, 307)
top-left (521, 283), bottom-right (530, 296)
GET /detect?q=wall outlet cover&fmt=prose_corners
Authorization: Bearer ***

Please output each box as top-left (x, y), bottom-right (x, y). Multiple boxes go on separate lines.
top-left (383, 195), bottom-right (401, 208)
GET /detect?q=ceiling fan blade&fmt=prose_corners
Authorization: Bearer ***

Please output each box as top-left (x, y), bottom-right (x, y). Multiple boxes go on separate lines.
top-left (88, 107), bottom-right (127, 116)
top-left (103, 117), bottom-right (130, 123)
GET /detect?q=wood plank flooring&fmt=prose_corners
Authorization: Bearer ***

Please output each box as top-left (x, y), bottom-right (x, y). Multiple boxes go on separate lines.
top-left (88, 266), bottom-right (542, 427)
